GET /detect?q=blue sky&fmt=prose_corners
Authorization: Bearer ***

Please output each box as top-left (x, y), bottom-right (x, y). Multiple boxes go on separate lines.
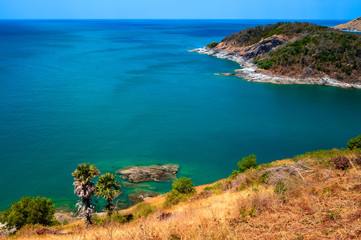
top-left (0, 0), bottom-right (360, 19)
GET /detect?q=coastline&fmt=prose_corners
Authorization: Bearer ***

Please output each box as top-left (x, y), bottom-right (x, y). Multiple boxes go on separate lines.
top-left (190, 47), bottom-right (361, 89)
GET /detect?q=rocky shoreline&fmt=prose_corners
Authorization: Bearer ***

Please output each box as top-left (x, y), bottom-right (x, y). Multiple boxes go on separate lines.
top-left (190, 47), bottom-right (361, 89)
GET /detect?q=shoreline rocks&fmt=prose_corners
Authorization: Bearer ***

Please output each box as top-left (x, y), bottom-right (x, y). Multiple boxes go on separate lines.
top-left (118, 164), bottom-right (179, 183)
top-left (190, 47), bottom-right (361, 89)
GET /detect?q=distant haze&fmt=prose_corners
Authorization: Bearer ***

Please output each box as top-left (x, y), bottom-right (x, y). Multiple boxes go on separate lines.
top-left (0, 0), bottom-right (360, 20)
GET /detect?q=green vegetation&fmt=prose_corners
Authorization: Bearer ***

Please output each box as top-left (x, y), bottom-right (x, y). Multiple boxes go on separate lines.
top-left (237, 154), bottom-right (258, 173)
top-left (110, 212), bottom-right (133, 224)
top-left (163, 177), bottom-right (196, 208)
top-left (262, 30), bottom-right (361, 81)
top-left (133, 203), bottom-right (156, 219)
top-left (172, 177), bottom-right (196, 194)
top-left (95, 173), bottom-right (122, 216)
top-left (72, 163), bottom-right (100, 225)
top-left (347, 135), bottom-right (361, 149)
top-left (0, 197), bottom-right (56, 230)
top-left (222, 22), bottom-right (326, 47)
top-left (206, 42), bottom-right (218, 49)
top-left (219, 22), bottom-right (361, 82)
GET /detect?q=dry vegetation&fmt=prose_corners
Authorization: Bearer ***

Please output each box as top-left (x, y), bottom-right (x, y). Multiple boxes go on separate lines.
top-left (4, 148), bottom-right (361, 240)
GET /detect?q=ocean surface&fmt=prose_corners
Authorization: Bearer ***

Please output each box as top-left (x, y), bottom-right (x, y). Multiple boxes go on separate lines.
top-left (1, 19), bottom-right (361, 211)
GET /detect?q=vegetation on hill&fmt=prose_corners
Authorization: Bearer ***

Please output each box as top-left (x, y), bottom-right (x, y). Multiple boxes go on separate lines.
top-left (213, 22), bottom-right (361, 83)
top-left (3, 136), bottom-right (361, 239)
top-left (222, 22), bottom-right (326, 47)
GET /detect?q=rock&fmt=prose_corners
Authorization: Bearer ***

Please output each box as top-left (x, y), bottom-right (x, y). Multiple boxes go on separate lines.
top-left (128, 190), bottom-right (159, 203)
top-left (54, 212), bottom-right (75, 225)
top-left (118, 164), bottom-right (179, 183)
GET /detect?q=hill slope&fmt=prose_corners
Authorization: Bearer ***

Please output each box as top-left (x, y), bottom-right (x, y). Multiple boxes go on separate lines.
top-left (198, 22), bottom-right (361, 87)
top-left (333, 17), bottom-right (361, 32)
top-left (10, 148), bottom-right (361, 240)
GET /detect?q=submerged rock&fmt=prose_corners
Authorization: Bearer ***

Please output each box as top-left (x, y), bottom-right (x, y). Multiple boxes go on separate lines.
top-left (128, 190), bottom-right (159, 203)
top-left (118, 164), bottom-right (179, 183)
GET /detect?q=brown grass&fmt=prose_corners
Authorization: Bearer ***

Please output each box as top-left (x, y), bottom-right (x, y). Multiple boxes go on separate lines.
top-left (8, 149), bottom-right (361, 240)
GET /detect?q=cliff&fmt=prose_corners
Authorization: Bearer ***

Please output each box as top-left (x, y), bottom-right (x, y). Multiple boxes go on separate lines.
top-left (333, 17), bottom-right (361, 32)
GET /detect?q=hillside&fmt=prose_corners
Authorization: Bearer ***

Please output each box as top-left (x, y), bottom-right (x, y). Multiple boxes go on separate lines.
top-left (333, 17), bottom-right (361, 32)
top-left (7, 147), bottom-right (361, 240)
top-left (203, 22), bottom-right (361, 85)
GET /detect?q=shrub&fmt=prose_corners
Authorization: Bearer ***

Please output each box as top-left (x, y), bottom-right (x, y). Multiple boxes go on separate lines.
top-left (237, 154), bottom-right (258, 173)
top-left (347, 135), bottom-right (361, 149)
top-left (172, 177), bottom-right (196, 195)
top-left (274, 182), bottom-right (287, 194)
top-left (331, 156), bottom-right (351, 170)
top-left (163, 177), bottom-right (196, 208)
top-left (92, 214), bottom-right (105, 226)
top-left (134, 203), bottom-right (155, 219)
top-left (163, 190), bottom-right (189, 208)
top-left (111, 213), bottom-right (133, 224)
top-left (229, 170), bottom-right (240, 180)
top-left (0, 197), bottom-right (55, 230)
top-left (207, 42), bottom-right (218, 49)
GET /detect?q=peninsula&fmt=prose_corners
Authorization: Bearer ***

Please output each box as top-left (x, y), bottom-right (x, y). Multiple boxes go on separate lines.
top-left (333, 17), bottom-right (361, 32)
top-left (192, 22), bottom-right (361, 88)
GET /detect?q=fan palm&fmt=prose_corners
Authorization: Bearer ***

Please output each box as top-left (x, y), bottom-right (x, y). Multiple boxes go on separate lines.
top-left (72, 163), bottom-right (100, 225)
top-left (95, 173), bottom-right (121, 216)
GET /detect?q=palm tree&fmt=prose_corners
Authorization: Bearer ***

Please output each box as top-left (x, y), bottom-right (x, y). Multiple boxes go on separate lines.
top-left (95, 173), bottom-right (121, 216)
top-left (72, 163), bottom-right (100, 225)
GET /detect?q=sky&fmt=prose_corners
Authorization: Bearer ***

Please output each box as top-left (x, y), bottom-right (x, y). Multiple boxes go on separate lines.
top-left (0, 0), bottom-right (360, 20)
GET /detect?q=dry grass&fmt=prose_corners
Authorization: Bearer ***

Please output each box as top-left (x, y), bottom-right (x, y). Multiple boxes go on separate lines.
top-left (8, 149), bottom-right (361, 240)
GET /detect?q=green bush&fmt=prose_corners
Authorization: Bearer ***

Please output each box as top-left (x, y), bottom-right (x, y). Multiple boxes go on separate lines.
top-left (163, 190), bottom-right (188, 208)
top-left (110, 212), bottom-right (133, 224)
top-left (347, 135), bottom-right (361, 149)
top-left (207, 42), bottom-right (218, 49)
top-left (163, 177), bottom-right (196, 208)
top-left (172, 177), bottom-right (195, 195)
top-left (237, 154), bottom-right (258, 173)
top-left (0, 197), bottom-right (55, 230)
top-left (229, 170), bottom-right (240, 180)
top-left (134, 203), bottom-right (155, 219)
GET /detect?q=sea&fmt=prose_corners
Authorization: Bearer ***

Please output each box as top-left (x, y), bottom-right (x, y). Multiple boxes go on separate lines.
top-left (1, 19), bottom-right (360, 211)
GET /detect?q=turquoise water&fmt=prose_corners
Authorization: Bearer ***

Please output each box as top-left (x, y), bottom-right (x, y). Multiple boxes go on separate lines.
top-left (1, 19), bottom-right (360, 211)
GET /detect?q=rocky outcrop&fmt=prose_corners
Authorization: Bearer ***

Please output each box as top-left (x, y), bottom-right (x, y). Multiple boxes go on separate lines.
top-left (54, 212), bottom-right (75, 225)
top-left (118, 164), bottom-right (179, 183)
top-left (333, 17), bottom-right (361, 32)
top-left (128, 190), bottom-right (159, 203)
top-left (206, 35), bottom-right (289, 60)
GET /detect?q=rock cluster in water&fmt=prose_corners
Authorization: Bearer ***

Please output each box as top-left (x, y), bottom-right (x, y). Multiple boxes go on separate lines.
top-left (118, 164), bottom-right (179, 183)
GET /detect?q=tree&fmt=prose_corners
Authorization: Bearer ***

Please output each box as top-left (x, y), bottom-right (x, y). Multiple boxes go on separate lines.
top-left (0, 196), bottom-right (55, 230)
top-left (72, 163), bottom-right (100, 225)
top-left (347, 135), bottom-right (361, 149)
top-left (237, 154), bottom-right (258, 172)
top-left (95, 173), bottom-right (121, 216)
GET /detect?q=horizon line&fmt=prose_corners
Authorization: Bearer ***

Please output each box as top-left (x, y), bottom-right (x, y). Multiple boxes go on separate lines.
top-left (0, 18), bottom-right (352, 21)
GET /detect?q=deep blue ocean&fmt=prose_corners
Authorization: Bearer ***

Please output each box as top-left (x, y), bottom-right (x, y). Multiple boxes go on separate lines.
top-left (1, 19), bottom-right (360, 211)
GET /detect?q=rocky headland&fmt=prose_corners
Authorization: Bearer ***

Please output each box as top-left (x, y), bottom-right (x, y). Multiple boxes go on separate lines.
top-left (333, 17), bottom-right (361, 32)
top-left (191, 22), bottom-right (361, 89)
top-left (118, 164), bottom-right (179, 183)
